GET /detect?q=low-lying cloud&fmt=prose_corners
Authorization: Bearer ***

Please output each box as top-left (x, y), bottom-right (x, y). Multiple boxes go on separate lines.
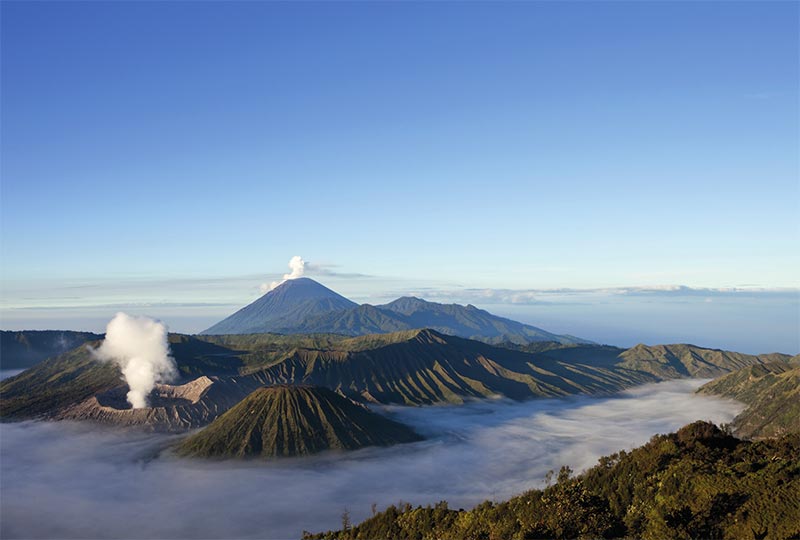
top-left (91, 312), bottom-right (178, 408)
top-left (399, 285), bottom-right (800, 306)
top-left (0, 380), bottom-right (743, 539)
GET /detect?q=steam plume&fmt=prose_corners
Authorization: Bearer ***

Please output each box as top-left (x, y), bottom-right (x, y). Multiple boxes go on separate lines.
top-left (261, 255), bottom-right (306, 293)
top-left (92, 313), bottom-right (178, 408)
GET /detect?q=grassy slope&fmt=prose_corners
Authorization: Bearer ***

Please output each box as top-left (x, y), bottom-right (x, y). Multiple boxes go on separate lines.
top-left (247, 329), bottom-right (656, 405)
top-left (699, 358), bottom-right (800, 439)
top-left (177, 385), bottom-right (421, 458)
top-left (380, 297), bottom-right (584, 344)
top-left (282, 298), bottom-right (586, 345)
top-left (0, 344), bottom-right (121, 418)
top-left (306, 422), bottom-right (800, 540)
top-left (617, 343), bottom-right (789, 379)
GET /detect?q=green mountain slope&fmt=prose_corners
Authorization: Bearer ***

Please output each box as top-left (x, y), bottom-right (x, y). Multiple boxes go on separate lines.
top-left (698, 358), bottom-right (800, 439)
top-left (381, 297), bottom-right (586, 344)
top-left (285, 304), bottom-right (410, 336)
top-left (0, 343), bottom-right (121, 418)
top-left (617, 343), bottom-right (789, 379)
top-left (307, 422), bottom-right (800, 540)
top-left (177, 385), bottom-right (421, 458)
top-left (245, 329), bottom-right (655, 405)
top-left (1, 330), bottom-right (781, 428)
top-left (0, 330), bottom-right (102, 369)
top-left (293, 297), bottom-right (586, 345)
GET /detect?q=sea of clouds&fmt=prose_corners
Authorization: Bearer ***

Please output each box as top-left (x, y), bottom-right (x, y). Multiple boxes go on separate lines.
top-left (0, 379), bottom-right (743, 539)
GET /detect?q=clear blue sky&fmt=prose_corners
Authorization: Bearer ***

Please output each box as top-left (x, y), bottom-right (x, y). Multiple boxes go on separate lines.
top-left (1, 1), bottom-right (798, 352)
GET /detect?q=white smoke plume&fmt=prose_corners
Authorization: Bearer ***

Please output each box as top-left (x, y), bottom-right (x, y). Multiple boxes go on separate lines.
top-left (92, 313), bottom-right (178, 409)
top-left (261, 255), bottom-right (306, 293)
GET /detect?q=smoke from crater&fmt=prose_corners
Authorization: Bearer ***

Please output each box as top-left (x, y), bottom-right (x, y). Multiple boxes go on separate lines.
top-left (92, 312), bottom-right (178, 408)
top-left (261, 255), bottom-right (306, 293)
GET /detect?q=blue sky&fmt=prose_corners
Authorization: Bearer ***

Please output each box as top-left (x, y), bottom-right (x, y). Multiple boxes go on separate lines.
top-left (1, 1), bottom-right (798, 352)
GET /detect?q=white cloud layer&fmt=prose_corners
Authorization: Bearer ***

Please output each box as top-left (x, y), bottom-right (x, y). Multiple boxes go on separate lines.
top-left (0, 380), bottom-right (742, 539)
top-left (396, 285), bottom-right (800, 306)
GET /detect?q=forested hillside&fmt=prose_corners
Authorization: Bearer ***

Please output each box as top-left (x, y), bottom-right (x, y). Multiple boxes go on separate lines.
top-left (306, 422), bottom-right (800, 540)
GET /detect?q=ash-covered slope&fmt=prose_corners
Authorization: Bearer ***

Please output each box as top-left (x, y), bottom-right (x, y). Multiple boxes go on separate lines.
top-left (202, 278), bottom-right (357, 335)
top-left (55, 376), bottom-right (257, 432)
top-left (177, 385), bottom-right (422, 458)
top-left (699, 357), bottom-right (800, 439)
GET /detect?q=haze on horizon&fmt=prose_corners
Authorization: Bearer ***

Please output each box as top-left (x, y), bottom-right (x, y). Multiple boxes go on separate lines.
top-left (1, 2), bottom-right (798, 354)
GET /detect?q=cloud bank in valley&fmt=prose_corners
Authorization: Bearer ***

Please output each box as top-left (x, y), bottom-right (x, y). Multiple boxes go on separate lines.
top-left (0, 380), bottom-right (743, 539)
top-left (91, 312), bottom-right (177, 408)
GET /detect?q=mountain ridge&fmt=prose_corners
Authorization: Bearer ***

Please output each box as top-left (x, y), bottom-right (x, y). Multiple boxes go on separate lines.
top-left (698, 357), bottom-right (800, 439)
top-left (1, 330), bottom-right (783, 431)
top-left (202, 278), bottom-right (588, 346)
top-left (616, 343), bottom-right (790, 379)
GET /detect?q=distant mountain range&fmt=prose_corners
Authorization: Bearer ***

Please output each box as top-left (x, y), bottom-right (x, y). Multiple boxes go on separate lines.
top-left (177, 385), bottom-right (422, 459)
top-left (202, 277), bottom-right (587, 345)
top-left (616, 343), bottom-right (790, 379)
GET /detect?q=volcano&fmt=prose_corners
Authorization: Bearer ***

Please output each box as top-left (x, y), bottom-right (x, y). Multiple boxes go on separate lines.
top-left (202, 278), bottom-right (357, 335)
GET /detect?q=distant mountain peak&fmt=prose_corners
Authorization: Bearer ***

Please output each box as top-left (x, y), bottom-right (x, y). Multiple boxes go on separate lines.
top-left (387, 296), bottom-right (428, 305)
top-left (202, 279), bottom-right (590, 345)
top-left (274, 276), bottom-right (318, 287)
top-left (201, 277), bottom-right (357, 335)
top-left (410, 328), bottom-right (449, 344)
top-left (382, 296), bottom-right (439, 315)
top-left (269, 276), bottom-right (335, 294)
